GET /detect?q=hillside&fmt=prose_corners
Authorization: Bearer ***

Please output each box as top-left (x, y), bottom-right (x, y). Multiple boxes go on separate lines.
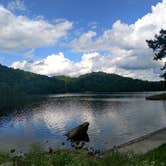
top-left (0, 64), bottom-right (166, 95)
top-left (55, 72), bottom-right (166, 93)
top-left (0, 64), bottom-right (65, 95)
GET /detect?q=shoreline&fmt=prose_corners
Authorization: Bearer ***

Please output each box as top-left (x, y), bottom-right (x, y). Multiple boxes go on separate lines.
top-left (0, 128), bottom-right (166, 165)
top-left (146, 93), bottom-right (166, 100)
top-left (116, 127), bottom-right (166, 154)
top-left (1, 126), bottom-right (166, 155)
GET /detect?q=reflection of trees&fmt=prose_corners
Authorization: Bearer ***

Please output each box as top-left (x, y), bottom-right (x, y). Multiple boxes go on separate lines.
top-left (0, 94), bottom-right (45, 116)
top-left (82, 99), bottom-right (109, 112)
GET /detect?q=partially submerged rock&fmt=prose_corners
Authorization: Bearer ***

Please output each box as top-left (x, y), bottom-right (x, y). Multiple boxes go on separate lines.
top-left (48, 147), bottom-right (53, 154)
top-left (10, 149), bottom-right (15, 153)
top-left (66, 122), bottom-right (89, 140)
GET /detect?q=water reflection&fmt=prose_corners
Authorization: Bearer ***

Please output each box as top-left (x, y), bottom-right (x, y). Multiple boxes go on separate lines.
top-left (163, 101), bottom-right (166, 112)
top-left (0, 92), bottom-right (166, 152)
top-left (70, 133), bottom-right (89, 149)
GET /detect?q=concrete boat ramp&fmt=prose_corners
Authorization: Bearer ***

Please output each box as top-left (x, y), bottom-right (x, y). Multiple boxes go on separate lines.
top-left (117, 127), bottom-right (166, 154)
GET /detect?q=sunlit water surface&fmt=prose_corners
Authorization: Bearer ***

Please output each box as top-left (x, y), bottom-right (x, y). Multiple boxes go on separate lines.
top-left (0, 92), bottom-right (166, 153)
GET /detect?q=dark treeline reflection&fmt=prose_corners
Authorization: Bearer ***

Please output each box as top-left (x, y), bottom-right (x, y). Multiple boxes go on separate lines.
top-left (0, 85), bottom-right (45, 115)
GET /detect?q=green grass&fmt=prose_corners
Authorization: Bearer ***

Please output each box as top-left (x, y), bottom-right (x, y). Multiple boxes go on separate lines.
top-left (146, 93), bottom-right (166, 100)
top-left (0, 144), bottom-right (166, 166)
top-left (0, 152), bottom-right (11, 164)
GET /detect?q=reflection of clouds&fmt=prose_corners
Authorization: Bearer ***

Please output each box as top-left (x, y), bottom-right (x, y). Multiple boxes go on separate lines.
top-left (41, 109), bottom-right (73, 134)
top-left (105, 108), bottom-right (129, 133)
top-left (116, 100), bottom-right (166, 135)
top-left (98, 101), bottom-right (130, 139)
top-left (13, 110), bottom-right (33, 127)
top-left (0, 94), bottom-right (166, 152)
top-left (39, 99), bottom-right (131, 141)
top-left (79, 109), bottom-right (95, 124)
top-left (40, 100), bottom-right (97, 134)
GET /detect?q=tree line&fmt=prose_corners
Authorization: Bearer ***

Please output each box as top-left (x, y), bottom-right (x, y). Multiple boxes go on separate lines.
top-left (0, 64), bottom-right (165, 97)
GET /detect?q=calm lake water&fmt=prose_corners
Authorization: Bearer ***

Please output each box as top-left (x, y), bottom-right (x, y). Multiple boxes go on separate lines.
top-left (0, 92), bottom-right (166, 153)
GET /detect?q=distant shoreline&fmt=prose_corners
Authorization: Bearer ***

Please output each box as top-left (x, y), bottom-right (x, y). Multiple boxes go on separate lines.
top-left (146, 93), bottom-right (166, 100)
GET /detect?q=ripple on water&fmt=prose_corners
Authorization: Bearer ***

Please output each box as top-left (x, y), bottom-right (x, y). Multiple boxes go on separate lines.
top-left (0, 92), bottom-right (166, 152)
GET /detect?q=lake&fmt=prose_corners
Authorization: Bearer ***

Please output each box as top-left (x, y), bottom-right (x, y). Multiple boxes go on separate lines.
top-left (0, 92), bottom-right (166, 153)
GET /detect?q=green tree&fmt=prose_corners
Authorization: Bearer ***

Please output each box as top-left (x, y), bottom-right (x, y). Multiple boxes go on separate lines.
top-left (146, 29), bottom-right (166, 80)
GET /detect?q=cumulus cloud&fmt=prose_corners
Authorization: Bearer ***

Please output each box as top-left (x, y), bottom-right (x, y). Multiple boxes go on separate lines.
top-left (10, 0), bottom-right (166, 80)
top-left (7, 0), bottom-right (26, 12)
top-left (11, 52), bottom-right (162, 80)
top-left (12, 52), bottom-right (76, 76)
top-left (71, 0), bottom-right (166, 53)
top-left (69, 0), bottom-right (166, 80)
top-left (0, 5), bottom-right (72, 52)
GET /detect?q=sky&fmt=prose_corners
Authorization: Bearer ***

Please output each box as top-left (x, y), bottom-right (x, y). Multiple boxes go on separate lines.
top-left (0, 0), bottom-right (166, 80)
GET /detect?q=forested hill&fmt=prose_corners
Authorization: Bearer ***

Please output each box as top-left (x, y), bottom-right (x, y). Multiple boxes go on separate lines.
top-left (55, 72), bottom-right (166, 92)
top-left (0, 64), bottom-right (65, 94)
top-left (0, 64), bottom-right (165, 95)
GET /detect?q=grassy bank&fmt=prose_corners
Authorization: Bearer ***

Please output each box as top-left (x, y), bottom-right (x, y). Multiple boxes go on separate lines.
top-left (146, 93), bottom-right (166, 100)
top-left (0, 144), bottom-right (166, 166)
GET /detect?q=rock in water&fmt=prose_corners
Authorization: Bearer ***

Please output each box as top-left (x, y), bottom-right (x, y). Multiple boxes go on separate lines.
top-left (10, 149), bottom-right (15, 153)
top-left (66, 122), bottom-right (89, 140)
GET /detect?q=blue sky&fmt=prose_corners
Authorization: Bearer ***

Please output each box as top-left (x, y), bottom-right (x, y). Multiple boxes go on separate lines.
top-left (1, 0), bottom-right (161, 23)
top-left (0, 0), bottom-right (165, 80)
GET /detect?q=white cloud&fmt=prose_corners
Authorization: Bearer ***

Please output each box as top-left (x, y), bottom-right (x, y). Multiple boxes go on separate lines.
top-left (11, 52), bottom-right (76, 76)
top-left (10, 0), bottom-right (166, 81)
top-left (69, 0), bottom-right (166, 80)
top-left (11, 52), bottom-right (163, 81)
top-left (71, 0), bottom-right (166, 53)
top-left (0, 5), bottom-right (72, 52)
top-left (7, 0), bottom-right (26, 12)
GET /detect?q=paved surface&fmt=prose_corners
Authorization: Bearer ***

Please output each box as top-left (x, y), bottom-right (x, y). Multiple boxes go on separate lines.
top-left (118, 127), bottom-right (166, 154)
